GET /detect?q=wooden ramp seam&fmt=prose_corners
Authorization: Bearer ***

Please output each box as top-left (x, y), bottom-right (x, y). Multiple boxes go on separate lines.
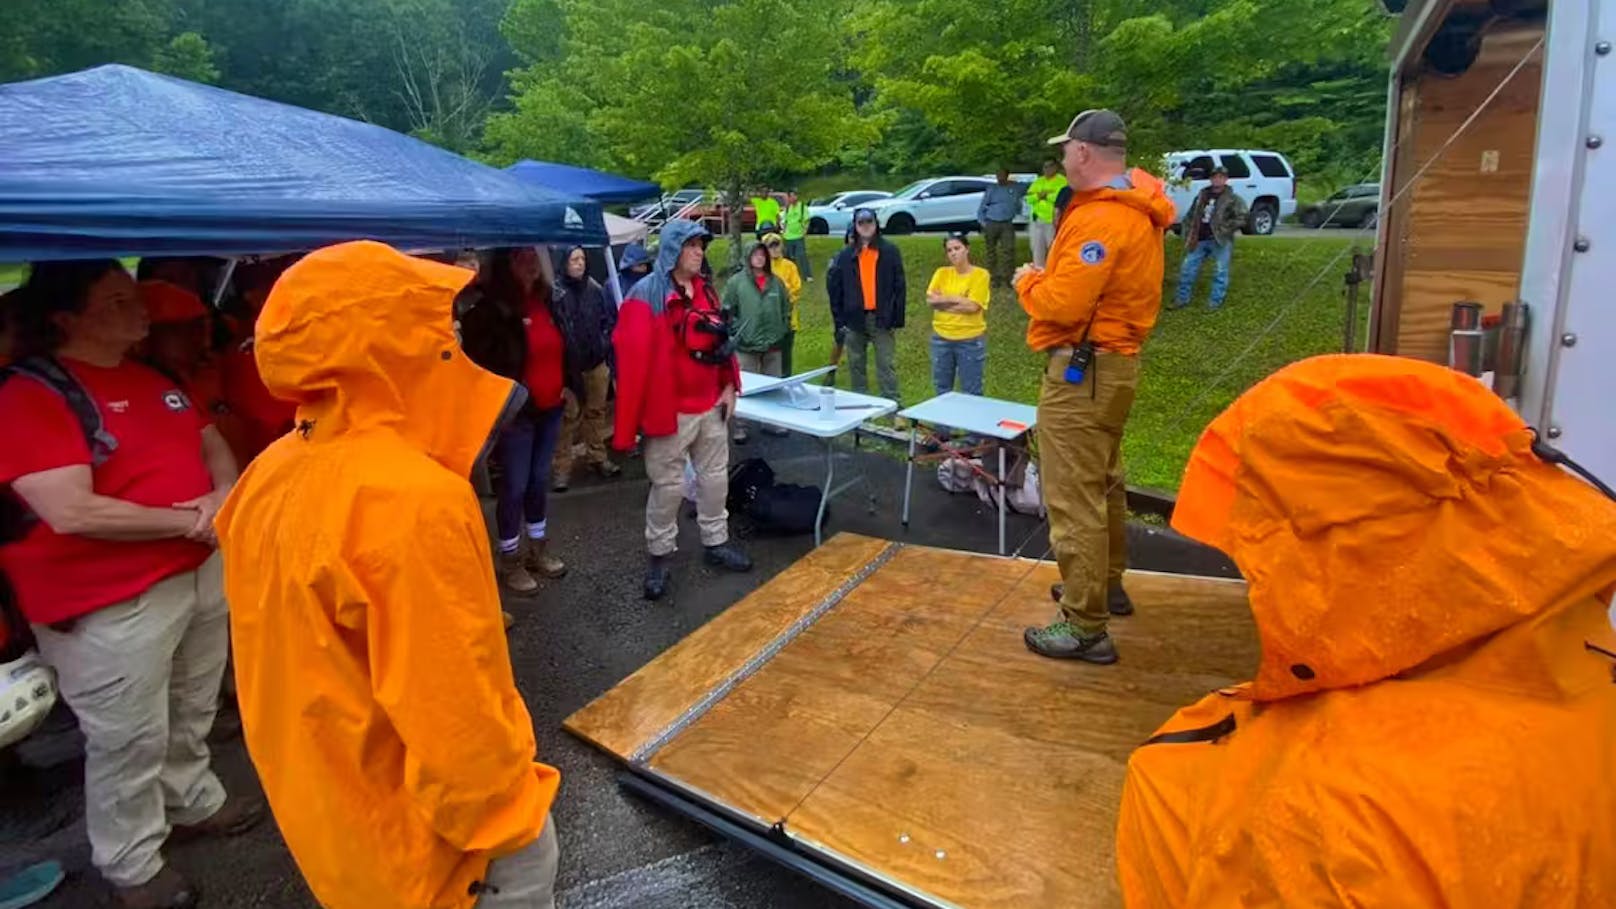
top-left (628, 540), bottom-right (905, 764)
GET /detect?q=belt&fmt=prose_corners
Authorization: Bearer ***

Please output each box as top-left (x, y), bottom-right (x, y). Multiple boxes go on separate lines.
top-left (1045, 345), bottom-right (1136, 358)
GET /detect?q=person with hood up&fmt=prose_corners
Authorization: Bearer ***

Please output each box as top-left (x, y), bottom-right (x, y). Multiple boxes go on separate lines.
top-left (1117, 353), bottom-right (1616, 908)
top-left (214, 242), bottom-right (562, 909)
top-left (761, 233), bottom-right (802, 375)
top-left (615, 242), bottom-right (652, 307)
top-left (1015, 109), bottom-right (1177, 665)
top-left (613, 220), bottom-right (752, 600)
top-left (551, 246), bottom-right (621, 490)
top-left (827, 208), bottom-right (906, 402)
top-left (459, 248), bottom-right (569, 594)
top-left (720, 241), bottom-right (792, 444)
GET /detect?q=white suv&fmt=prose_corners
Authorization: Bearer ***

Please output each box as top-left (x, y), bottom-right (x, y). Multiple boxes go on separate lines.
top-left (1164, 150), bottom-right (1297, 236)
top-left (863, 176), bottom-right (998, 234)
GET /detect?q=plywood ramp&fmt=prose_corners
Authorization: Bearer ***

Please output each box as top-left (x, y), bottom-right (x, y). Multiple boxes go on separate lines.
top-left (566, 534), bottom-right (1258, 908)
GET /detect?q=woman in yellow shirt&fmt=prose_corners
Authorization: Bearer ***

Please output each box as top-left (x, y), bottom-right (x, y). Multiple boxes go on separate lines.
top-left (925, 232), bottom-right (991, 396)
top-left (763, 233), bottom-right (802, 373)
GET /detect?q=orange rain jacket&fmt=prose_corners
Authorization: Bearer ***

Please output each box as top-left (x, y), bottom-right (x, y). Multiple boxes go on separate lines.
top-left (215, 242), bottom-right (560, 909)
top-left (1015, 167), bottom-right (1176, 355)
top-left (1118, 354), bottom-right (1616, 908)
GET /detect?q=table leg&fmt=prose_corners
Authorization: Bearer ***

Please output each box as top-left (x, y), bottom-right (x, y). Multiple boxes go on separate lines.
top-left (816, 437), bottom-right (835, 547)
top-left (998, 443), bottom-right (1007, 556)
top-left (901, 423), bottom-right (917, 527)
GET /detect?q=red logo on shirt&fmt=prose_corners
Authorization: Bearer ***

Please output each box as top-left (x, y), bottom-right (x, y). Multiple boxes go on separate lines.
top-left (107, 399), bottom-right (130, 413)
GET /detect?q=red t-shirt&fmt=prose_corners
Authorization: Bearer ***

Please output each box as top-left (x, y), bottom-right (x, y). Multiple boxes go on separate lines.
top-left (522, 297), bottom-right (566, 410)
top-left (0, 358), bottom-right (214, 624)
top-left (219, 344), bottom-right (296, 461)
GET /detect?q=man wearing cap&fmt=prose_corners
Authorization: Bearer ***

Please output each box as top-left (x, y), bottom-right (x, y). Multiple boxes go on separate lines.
top-left (977, 169), bottom-right (1028, 290)
top-left (780, 190), bottom-right (813, 283)
top-left (1173, 166), bottom-right (1247, 311)
top-left (1014, 110), bottom-right (1177, 665)
top-left (828, 208), bottom-right (906, 402)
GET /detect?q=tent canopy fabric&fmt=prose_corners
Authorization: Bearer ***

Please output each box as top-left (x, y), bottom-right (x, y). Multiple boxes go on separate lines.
top-left (0, 65), bottom-right (608, 261)
top-left (504, 160), bottom-right (660, 205)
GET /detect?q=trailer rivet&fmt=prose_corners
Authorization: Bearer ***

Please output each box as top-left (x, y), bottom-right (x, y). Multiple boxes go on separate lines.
top-left (1573, 237), bottom-right (1591, 253)
top-left (935, 850), bottom-right (947, 860)
top-left (1590, 135), bottom-right (1606, 149)
top-left (1546, 425), bottom-right (1563, 440)
top-left (1561, 333), bottom-right (1578, 348)
top-left (1597, 41), bottom-right (1612, 56)
top-left (898, 833), bottom-right (911, 844)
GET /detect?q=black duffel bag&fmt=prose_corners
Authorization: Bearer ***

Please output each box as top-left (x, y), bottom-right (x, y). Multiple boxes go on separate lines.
top-left (728, 458), bottom-right (822, 536)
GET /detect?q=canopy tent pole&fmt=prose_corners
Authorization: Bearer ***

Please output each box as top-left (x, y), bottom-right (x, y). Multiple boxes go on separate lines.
top-left (605, 246), bottom-right (625, 306)
top-left (209, 257), bottom-right (239, 309)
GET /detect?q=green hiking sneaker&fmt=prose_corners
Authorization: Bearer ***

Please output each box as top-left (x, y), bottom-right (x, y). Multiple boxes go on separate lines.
top-left (1023, 620), bottom-right (1118, 664)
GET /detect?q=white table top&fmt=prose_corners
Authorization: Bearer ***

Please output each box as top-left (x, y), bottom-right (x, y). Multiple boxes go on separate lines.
top-left (735, 374), bottom-right (897, 438)
top-left (898, 392), bottom-right (1039, 440)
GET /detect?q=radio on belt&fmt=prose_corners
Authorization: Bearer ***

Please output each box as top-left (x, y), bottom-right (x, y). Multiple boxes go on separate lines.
top-left (1064, 342), bottom-right (1094, 384)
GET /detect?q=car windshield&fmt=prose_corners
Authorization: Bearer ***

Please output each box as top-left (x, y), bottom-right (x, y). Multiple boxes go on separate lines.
top-left (890, 180), bottom-right (931, 200)
top-left (810, 197), bottom-right (833, 206)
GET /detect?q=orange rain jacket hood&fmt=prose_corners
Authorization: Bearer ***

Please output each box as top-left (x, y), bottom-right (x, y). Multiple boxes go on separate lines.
top-left (1016, 167), bottom-right (1176, 355)
top-left (215, 241), bottom-right (559, 909)
top-left (1118, 354), bottom-right (1616, 908)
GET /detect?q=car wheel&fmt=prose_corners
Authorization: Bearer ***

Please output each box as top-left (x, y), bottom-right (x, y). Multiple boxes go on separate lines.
top-left (886, 212), bottom-right (915, 235)
top-left (1360, 210), bottom-right (1379, 230)
top-left (1300, 210), bottom-right (1323, 229)
top-left (809, 218), bottom-right (828, 235)
top-left (1247, 203), bottom-right (1277, 236)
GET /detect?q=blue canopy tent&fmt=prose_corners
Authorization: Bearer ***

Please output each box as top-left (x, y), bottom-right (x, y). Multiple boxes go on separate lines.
top-left (504, 160), bottom-right (660, 205)
top-left (0, 65), bottom-right (608, 261)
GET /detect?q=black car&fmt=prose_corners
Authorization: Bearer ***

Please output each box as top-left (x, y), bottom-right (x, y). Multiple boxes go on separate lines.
top-left (1298, 183), bottom-right (1380, 228)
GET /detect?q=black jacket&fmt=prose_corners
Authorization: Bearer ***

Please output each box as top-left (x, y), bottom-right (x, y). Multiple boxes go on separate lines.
top-left (552, 276), bottom-right (616, 375)
top-left (458, 291), bottom-right (574, 413)
top-left (827, 237), bottom-right (907, 332)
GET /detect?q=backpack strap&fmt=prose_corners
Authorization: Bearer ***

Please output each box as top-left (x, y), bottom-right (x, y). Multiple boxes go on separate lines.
top-left (2, 357), bottom-right (118, 466)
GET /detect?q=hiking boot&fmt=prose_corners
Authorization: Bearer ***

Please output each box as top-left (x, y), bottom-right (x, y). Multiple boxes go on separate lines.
top-left (170, 793), bottom-right (266, 844)
top-left (704, 541), bottom-right (753, 573)
top-left (499, 549), bottom-right (538, 594)
top-left (1022, 621), bottom-right (1118, 664)
top-left (116, 867), bottom-right (198, 909)
top-left (1048, 583), bottom-right (1135, 617)
top-left (523, 538), bottom-right (567, 579)
top-left (552, 472), bottom-right (571, 493)
top-left (502, 611), bottom-right (515, 630)
top-left (732, 426), bottom-right (750, 445)
top-left (643, 554), bottom-right (672, 601)
top-left (595, 459), bottom-right (622, 478)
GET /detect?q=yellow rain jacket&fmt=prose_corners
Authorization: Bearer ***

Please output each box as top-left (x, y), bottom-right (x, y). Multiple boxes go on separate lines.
top-left (1119, 353), bottom-right (1616, 909)
top-left (770, 254), bottom-right (803, 330)
top-left (215, 242), bottom-right (560, 909)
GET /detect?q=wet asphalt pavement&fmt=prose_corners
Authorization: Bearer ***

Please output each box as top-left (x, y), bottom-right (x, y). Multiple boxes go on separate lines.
top-left (1, 429), bottom-right (1235, 908)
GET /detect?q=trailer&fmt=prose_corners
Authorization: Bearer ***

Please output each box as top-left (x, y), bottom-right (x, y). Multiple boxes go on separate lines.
top-left (1372, 0), bottom-right (1613, 485)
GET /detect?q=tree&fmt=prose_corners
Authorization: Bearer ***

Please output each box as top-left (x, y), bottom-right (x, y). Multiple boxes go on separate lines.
top-left (488, 0), bottom-right (873, 261)
top-left (151, 31), bottom-right (219, 84)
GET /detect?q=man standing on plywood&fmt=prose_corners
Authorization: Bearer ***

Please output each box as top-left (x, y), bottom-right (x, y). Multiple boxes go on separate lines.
top-left (1015, 110), bottom-right (1177, 665)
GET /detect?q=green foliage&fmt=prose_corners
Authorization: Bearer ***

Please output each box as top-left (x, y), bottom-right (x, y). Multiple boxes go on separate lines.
top-left (707, 232), bottom-right (1365, 489)
top-left (151, 32), bottom-right (219, 84)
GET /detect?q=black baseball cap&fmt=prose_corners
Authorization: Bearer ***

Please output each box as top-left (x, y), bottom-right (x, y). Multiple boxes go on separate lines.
top-left (1048, 109), bottom-right (1128, 148)
top-left (1211, 166), bottom-right (1230, 176)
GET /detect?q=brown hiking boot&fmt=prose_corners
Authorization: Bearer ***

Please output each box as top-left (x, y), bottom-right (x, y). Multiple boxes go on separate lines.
top-left (524, 538), bottom-right (567, 579)
top-left (169, 793), bottom-right (266, 844)
top-left (117, 866), bottom-right (199, 909)
top-left (500, 548), bottom-right (539, 594)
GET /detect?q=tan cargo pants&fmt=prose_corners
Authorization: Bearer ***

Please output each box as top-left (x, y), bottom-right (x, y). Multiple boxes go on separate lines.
top-left (31, 553), bottom-right (229, 887)
top-left (643, 407), bottom-right (730, 556)
top-left (1037, 350), bottom-right (1139, 636)
top-left (555, 362), bottom-right (612, 479)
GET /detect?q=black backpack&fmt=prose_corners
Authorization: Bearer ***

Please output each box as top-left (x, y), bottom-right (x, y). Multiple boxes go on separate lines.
top-left (728, 457), bottom-right (823, 537)
top-left (0, 357), bottom-right (115, 544)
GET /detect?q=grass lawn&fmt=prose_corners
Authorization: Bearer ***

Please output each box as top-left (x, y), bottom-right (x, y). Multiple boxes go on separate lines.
top-left (710, 233), bottom-right (1368, 491)
top-left (0, 263), bottom-right (25, 288)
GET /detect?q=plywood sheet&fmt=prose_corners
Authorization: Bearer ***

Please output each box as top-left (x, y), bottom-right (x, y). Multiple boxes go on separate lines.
top-left (563, 532), bottom-right (889, 758)
top-left (567, 535), bottom-right (1258, 909)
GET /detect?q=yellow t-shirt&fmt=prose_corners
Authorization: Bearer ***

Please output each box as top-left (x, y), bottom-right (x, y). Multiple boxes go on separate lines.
top-left (927, 265), bottom-right (991, 341)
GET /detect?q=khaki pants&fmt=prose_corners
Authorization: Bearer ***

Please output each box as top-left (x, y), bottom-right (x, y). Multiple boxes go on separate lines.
top-left (1037, 352), bottom-right (1139, 636)
top-left (983, 220), bottom-right (1017, 285)
top-left (736, 349), bottom-right (783, 377)
top-left (475, 815), bottom-right (560, 909)
top-left (844, 324), bottom-right (898, 401)
top-left (31, 554), bottom-right (229, 887)
top-left (1030, 220), bottom-right (1056, 269)
top-left (644, 407), bottom-right (730, 556)
top-left (554, 362), bottom-right (612, 479)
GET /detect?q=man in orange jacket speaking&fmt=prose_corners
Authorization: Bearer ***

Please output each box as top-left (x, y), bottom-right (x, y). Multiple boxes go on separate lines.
top-left (215, 242), bottom-right (561, 909)
top-left (1015, 109), bottom-right (1176, 664)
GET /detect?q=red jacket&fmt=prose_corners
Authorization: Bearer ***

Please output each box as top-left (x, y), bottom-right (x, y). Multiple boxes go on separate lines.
top-left (612, 275), bottom-right (738, 450)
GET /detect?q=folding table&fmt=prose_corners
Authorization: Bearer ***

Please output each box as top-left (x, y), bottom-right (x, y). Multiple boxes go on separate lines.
top-left (898, 392), bottom-right (1040, 555)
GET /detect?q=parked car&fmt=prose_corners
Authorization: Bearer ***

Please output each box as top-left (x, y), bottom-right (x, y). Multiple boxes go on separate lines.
top-left (806, 190), bottom-right (893, 235)
top-left (1163, 149), bottom-right (1297, 236)
top-left (1297, 183), bottom-right (1380, 229)
top-left (629, 188), bottom-right (705, 220)
top-left (863, 176), bottom-right (1029, 234)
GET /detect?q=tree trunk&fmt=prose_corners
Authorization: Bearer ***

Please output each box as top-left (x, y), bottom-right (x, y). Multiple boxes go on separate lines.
top-left (726, 175), bottom-right (745, 274)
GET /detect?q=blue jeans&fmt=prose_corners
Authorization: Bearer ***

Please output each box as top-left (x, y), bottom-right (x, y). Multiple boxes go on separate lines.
top-left (495, 405), bottom-right (564, 544)
top-left (931, 334), bottom-right (986, 397)
top-left (1176, 239), bottom-right (1232, 308)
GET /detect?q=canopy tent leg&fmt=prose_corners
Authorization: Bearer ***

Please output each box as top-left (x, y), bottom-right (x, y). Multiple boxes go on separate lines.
top-left (605, 246), bottom-right (625, 306)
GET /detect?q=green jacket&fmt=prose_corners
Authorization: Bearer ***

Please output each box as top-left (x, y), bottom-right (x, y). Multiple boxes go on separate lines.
top-left (751, 196), bottom-right (782, 231)
top-left (1027, 174), bottom-right (1068, 223)
top-left (782, 200), bottom-right (809, 240)
top-left (721, 269), bottom-right (791, 353)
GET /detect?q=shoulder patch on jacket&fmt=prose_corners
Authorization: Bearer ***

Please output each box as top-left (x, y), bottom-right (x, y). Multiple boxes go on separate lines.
top-left (1080, 241), bottom-right (1107, 265)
